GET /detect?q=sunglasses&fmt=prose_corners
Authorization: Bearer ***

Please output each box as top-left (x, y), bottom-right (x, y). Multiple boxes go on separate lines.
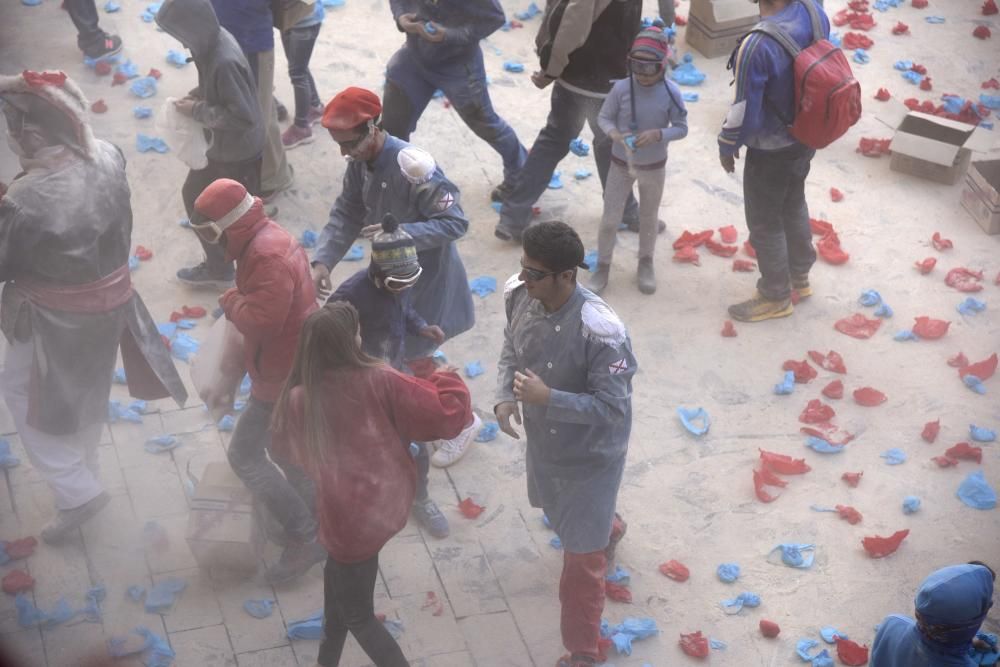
top-left (336, 123), bottom-right (371, 152)
top-left (383, 266), bottom-right (423, 291)
top-left (629, 58), bottom-right (665, 76)
top-left (519, 264), bottom-right (560, 283)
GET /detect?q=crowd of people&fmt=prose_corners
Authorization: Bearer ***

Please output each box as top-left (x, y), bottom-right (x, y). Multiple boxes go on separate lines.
top-left (0, 0), bottom-right (995, 665)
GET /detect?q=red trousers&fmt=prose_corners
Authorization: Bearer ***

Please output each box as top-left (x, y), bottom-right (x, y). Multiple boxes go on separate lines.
top-left (559, 515), bottom-right (626, 660)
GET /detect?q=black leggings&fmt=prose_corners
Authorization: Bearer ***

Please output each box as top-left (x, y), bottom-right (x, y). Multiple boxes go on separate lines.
top-left (317, 554), bottom-right (408, 667)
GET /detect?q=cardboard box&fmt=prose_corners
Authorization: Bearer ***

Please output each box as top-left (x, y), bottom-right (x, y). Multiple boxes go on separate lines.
top-left (685, 0), bottom-right (761, 59)
top-left (884, 110), bottom-right (994, 185)
top-left (961, 160), bottom-right (1000, 235)
top-left (186, 461), bottom-right (262, 573)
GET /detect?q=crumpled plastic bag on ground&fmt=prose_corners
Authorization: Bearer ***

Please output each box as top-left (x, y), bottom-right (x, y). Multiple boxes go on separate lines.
top-left (679, 631), bottom-right (710, 657)
top-left (858, 137), bottom-right (891, 156)
top-left (946, 268), bottom-right (984, 292)
top-left (136, 134), bottom-right (169, 153)
top-left (243, 599), bottom-right (274, 618)
top-left (16, 594), bottom-right (74, 628)
top-left (774, 370), bottom-right (796, 395)
top-left (475, 422), bottom-right (499, 442)
top-left (915, 257), bottom-right (937, 274)
top-left (902, 496), bottom-right (921, 514)
top-left (569, 137), bottom-right (589, 156)
top-left (464, 361), bottom-right (484, 378)
top-left (733, 259), bottom-right (756, 272)
top-left (835, 314), bottom-right (881, 339)
top-left (130, 76), bottom-right (158, 98)
top-left (822, 380), bottom-right (844, 399)
top-left (769, 543), bottom-right (815, 568)
top-left (469, 276), bottom-right (496, 298)
top-left (806, 436), bottom-right (844, 454)
top-left (922, 419), bottom-right (941, 442)
top-left (842, 471), bottom-right (863, 487)
top-left (853, 387), bottom-right (887, 406)
top-left (458, 497), bottom-right (485, 519)
top-left (606, 617), bottom-right (658, 655)
top-left (836, 637), bottom-right (870, 666)
top-left (881, 448), bottom-right (907, 465)
top-left (817, 232), bottom-right (850, 265)
top-left (717, 563), bottom-right (740, 583)
top-left (862, 529), bottom-right (909, 557)
top-left (145, 577), bottom-right (187, 613)
top-left (760, 449), bottom-right (811, 474)
top-left (912, 316), bottom-right (949, 339)
top-left (671, 53), bottom-right (706, 86)
top-left (659, 560), bottom-right (690, 581)
top-left (754, 467), bottom-right (788, 502)
top-left (960, 354), bottom-right (997, 381)
top-left (677, 406), bottom-right (709, 435)
top-left (798, 638), bottom-right (821, 660)
top-left (958, 297), bottom-right (987, 316)
top-left (808, 350), bottom-right (847, 374)
top-left (2, 570), bottom-right (34, 595)
top-left (287, 609), bottom-right (324, 639)
top-left (783, 359), bottom-right (817, 383)
top-left (800, 399), bottom-right (835, 424)
top-left (958, 470), bottom-right (997, 509)
top-left (821, 627), bottom-right (848, 644)
top-left (721, 591), bottom-right (761, 614)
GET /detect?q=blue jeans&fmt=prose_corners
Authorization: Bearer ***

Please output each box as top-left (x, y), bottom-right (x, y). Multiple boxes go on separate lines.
top-left (64, 0), bottom-right (105, 52)
top-left (497, 83), bottom-right (638, 235)
top-left (280, 24), bottom-right (322, 127)
top-left (743, 143), bottom-right (817, 300)
top-left (382, 46), bottom-right (526, 183)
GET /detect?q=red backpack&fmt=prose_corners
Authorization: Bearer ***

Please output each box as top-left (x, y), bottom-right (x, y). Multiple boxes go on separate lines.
top-left (752, 0), bottom-right (862, 149)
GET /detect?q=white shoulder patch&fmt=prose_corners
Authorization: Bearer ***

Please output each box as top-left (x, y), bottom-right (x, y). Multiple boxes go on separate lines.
top-left (581, 299), bottom-right (626, 348)
top-left (504, 273), bottom-right (524, 298)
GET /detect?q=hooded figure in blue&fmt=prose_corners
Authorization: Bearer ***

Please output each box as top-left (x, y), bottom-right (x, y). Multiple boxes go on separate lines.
top-left (871, 562), bottom-right (996, 667)
top-left (310, 87), bottom-right (474, 360)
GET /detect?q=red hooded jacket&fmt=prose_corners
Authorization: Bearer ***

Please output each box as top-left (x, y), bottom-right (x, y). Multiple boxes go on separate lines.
top-left (219, 200), bottom-right (317, 402)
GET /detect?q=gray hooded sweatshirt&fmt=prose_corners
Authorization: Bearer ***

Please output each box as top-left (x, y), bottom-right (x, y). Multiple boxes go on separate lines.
top-left (155, 0), bottom-right (264, 163)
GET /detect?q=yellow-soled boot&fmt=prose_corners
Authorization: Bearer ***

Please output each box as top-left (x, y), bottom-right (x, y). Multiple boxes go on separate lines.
top-left (728, 292), bottom-right (794, 322)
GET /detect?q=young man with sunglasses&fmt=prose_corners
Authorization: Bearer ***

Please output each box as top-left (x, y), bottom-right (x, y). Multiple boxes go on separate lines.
top-left (312, 87), bottom-right (476, 537)
top-left (191, 177), bottom-right (323, 584)
top-left (495, 221), bottom-right (636, 667)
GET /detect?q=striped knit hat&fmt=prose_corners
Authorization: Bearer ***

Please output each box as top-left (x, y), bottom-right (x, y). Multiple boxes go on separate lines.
top-left (631, 27), bottom-right (669, 60)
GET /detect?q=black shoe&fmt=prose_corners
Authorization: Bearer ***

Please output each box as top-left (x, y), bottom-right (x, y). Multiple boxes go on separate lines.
top-left (490, 182), bottom-right (515, 203)
top-left (624, 218), bottom-right (667, 234)
top-left (82, 34), bottom-right (122, 60)
top-left (494, 221), bottom-right (523, 243)
top-left (275, 99), bottom-right (289, 123)
top-left (176, 262), bottom-right (235, 289)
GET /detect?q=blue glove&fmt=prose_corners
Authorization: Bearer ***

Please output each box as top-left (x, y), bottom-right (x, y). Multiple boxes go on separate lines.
top-left (464, 361), bottom-right (484, 378)
top-left (678, 406), bottom-right (710, 436)
top-left (475, 422), bottom-right (499, 442)
top-left (116, 60), bottom-right (139, 79)
top-left (894, 59), bottom-right (914, 71)
top-left (300, 229), bottom-right (317, 249)
top-left (894, 329), bottom-right (919, 341)
top-left (981, 94), bottom-right (1000, 110)
top-left (287, 609), bottom-right (324, 639)
top-left (344, 243), bottom-right (365, 261)
top-left (964, 375), bottom-right (987, 394)
top-left (104, 2), bottom-right (121, 12)
top-left (820, 627), bottom-right (847, 644)
top-left (717, 562), bottom-right (740, 583)
top-left (902, 496), bottom-right (921, 514)
top-left (771, 543), bottom-right (815, 568)
top-left (548, 171), bottom-right (563, 189)
top-left (773, 370), bottom-right (795, 395)
top-left (797, 638), bottom-right (821, 660)
top-left (129, 76), bottom-right (158, 98)
top-left (671, 53), bottom-right (707, 86)
top-left (957, 471), bottom-right (996, 510)
top-left (958, 297), bottom-right (987, 315)
top-left (503, 61), bottom-right (524, 73)
top-left (243, 599), bottom-right (275, 618)
top-left (853, 49), bottom-right (871, 64)
top-left (902, 70), bottom-right (924, 85)
top-left (874, 303), bottom-right (893, 318)
top-left (144, 435), bottom-right (179, 454)
top-left (133, 106), bottom-right (152, 119)
top-left (145, 577), bottom-right (187, 613)
top-left (569, 138), bottom-right (590, 156)
top-left (806, 436), bottom-right (843, 454)
top-left (136, 134), bottom-right (169, 153)
top-left (166, 50), bottom-right (189, 67)
top-left (881, 448), bottom-right (907, 464)
top-left (469, 276), bottom-right (497, 298)
top-left (858, 289), bottom-right (882, 307)
top-left (171, 332), bottom-right (200, 361)
top-left (970, 425), bottom-right (996, 442)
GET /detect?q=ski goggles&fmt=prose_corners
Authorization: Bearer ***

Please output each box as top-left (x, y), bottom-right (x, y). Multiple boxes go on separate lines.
top-left (383, 266), bottom-right (423, 292)
top-left (628, 58), bottom-right (665, 76)
top-left (190, 192), bottom-right (255, 244)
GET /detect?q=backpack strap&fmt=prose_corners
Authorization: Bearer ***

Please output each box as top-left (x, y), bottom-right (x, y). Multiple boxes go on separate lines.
top-left (799, 0), bottom-right (825, 45)
top-left (751, 20), bottom-right (801, 58)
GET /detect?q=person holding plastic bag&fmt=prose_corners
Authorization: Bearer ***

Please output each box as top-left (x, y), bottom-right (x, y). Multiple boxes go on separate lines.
top-left (157, 98), bottom-right (210, 170)
top-left (191, 177), bottom-right (321, 584)
top-left (271, 301), bottom-right (470, 667)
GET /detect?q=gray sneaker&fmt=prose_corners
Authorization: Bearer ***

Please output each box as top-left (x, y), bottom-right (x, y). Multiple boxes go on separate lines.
top-left (637, 257), bottom-right (656, 295)
top-left (412, 497), bottom-right (449, 539)
top-left (264, 540), bottom-right (327, 584)
top-left (41, 492), bottom-right (111, 544)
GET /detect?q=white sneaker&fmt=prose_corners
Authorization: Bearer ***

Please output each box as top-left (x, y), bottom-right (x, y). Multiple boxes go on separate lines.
top-left (430, 414), bottom-right (481, 468)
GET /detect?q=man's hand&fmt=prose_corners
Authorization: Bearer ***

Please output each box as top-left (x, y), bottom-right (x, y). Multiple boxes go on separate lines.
top-left (311, 263), bottom-right (331, 298)
top-left (495, 401), bottom-right (522, 439)
top-left (173, 97), bottom-right (196, 117)
top-left (720, 148), bottom-right (740, 174)
top-left (513, 369), bottom-right (550, 405)
top-left (531, 71), bottom-right (554, 90)
top-left (419, 325), bottom-right (446, 345)
top-left (437, 363), bottom-right (459, 374)
top-left (418, 20), bottom-right (446, 42)
top-left (398, 13), bottom-right (421, 32)
top-left (608, 129), bottom-right (625, 144)
top-left (634, 129), bottom-right (663, 148)
top-left (360, 224), bottom-right (381, 240)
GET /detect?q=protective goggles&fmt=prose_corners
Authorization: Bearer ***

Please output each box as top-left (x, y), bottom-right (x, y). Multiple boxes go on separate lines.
top-left (383, 266), bottom-right (423, 291)
top-left (336, 121), bottom-right (372, 152)
top-left (628, 57), bottom-right (665, 76)
top-left (190, 192), bottom-right (255, 245)
top-left (519, 264), bottom-right (560, 283)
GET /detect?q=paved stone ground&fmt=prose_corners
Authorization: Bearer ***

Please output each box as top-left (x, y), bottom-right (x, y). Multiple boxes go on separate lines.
top-left (1, 0), bottom-right (1000, 665)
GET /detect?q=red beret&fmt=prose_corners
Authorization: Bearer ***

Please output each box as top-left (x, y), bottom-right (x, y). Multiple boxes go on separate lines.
top-left (321, 87), bottom-right (382, 131)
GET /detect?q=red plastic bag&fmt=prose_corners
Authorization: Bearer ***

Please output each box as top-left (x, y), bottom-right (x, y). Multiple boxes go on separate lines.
top-left (743, 241), bottom-right (757, 258)
top-left (835, 313), bottom-right (882, 339)
top-left (659, 560), bottom-right (690, 582)
top-left (1, 570), bottom-right (34, 595)
top-left (988, 78), bottom-right (1000, 89)
top-left (3, 537), bottom-right (37, 560)
top-left (911, 64), bottom-right (927, 75)
top-left (458, 497), bottom-right (485, 519)
top-left (112, 72), bottom-right (128, 86)
top-left (732, 259), bottom-right (756, 272)
top-left (134, 245), bottom-right (153, 261)
top-left (809, 218), bottom-right (835, 235)
top-left (973, 25), bottom-right (992, 39)
top-left (808, 350), bottom-right (847, 374)
top-left (842, 471), bottom-right (863, 487)
top-left (921, 419), bottom-right (940, 443)
top-left (912, 316), bottom-right (950, 339)
top-left (948, 352), bottom-right (969, 368)
top-left (912, 0), bottom-right (927, 6)
top-left (836, 637), bottom-right (870, 666)
top-left (817, 232), bottom-right (850, 265)
top-left (754, 467), bottom-right (787, 503)
top-left (931, 232), bottom-right (953, 250)
top-left (95, 60), bottom-right (112, 76)
top-left (857, 137), bottom-right (891, 157)
top-left (91, 99), bottom-right (108, 113)
top-left (759, 449), bottom-right (812, 474)
top-left (605, 582), bottom-right (632, 603)
top-left (836, 504), bottom-right (863, 524)
top-left (945, 268), bottom-right (983, 292)
top-left (853, 387), bottom-right (887, 406)
top-left (959, 353), bottom-right (998, 381)
top-left (673, 245), bottom-right (700, 265)
top-left (946, 442), bottom-right (982, 463)
top-left (875, 87), bottom-right (891, 101)
top-left (920, 77), bottom-right (933, 91)
top-left (914, 257), bottom-right (936, 274)
top-left (843, 32), bottom-right (874, 49)
top-left (679, 631), bottom-right (710, 658)
top-left (862, 529), bottom-right (909, 558)
top-left (892, 21), bottom-right (909, 34)
top-left (171, 305), bottom-right (208, 321)
top-left (719, 225), bottom-right (738, 243)
top-left (705, 239), bottom-right (738, 258)
top-left (148, 68), bottom-right (163, 80)
top-left (800, 399), bottom-right (836, 424)
top-left (721, 320), bottom-right (737, 337)
top-left (782, 359), bottom-right (817, 383)
top-left (822, 380), bottom-right (844, 399)
top-left (801, 426), bottom-right (855, 446)
top-left (933, 455), bottom-right (959, 468)
top-left (760, 620), bottom-right (781, 638)
top-left (675, 14), bottom-right (687, 25)
top-left (985, 0), bottom-right (999, 15)
top-left (673, 229), bottom-right (713, 249)
top-left (830, 187), bottom-right (844, 202)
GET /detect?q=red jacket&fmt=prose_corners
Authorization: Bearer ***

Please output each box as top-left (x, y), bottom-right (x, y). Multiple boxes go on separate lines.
top-left (219, 200), bottom-right (317, 402)
top-left (273, 367), bottom-right (470, 563)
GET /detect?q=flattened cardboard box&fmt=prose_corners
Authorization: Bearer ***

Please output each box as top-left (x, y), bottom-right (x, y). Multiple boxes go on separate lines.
top-left (961, 160), bottom-right (1000, 235)
top-left (685, 0), bottom-right (761, 59)
top-left (877, 102), bottom-right (994, 185)
top-left (186, 461), bottom-right (262, 573)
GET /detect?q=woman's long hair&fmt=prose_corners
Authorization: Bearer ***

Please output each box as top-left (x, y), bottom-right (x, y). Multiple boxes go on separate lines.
top-left (272, 301), bottom-right (381, 464)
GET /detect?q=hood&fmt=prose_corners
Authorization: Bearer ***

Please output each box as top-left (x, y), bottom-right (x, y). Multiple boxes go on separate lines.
top-left (222, 198), bottom-right (270, 261)
top-left (915, 564), bottom-right (994, 648)
top-left (0, 71), bottom-right (97, 160)
top-left (155, 0), bottom-right (221, 57)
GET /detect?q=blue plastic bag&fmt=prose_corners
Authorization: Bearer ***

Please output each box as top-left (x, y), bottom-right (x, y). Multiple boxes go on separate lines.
top-left (113, 367), bottom-right (127, 384)
top-left (133, 106), bottom-right (152, 119)
top-left (717, 562), bottom-right (740, 583)
top-left (243, 599), bottom-right (275, 619)
top-left (981, 94), bottom-right (1000, 111)
top-left (797, 638), bottom-right (820, 660)
top-left (239, 374), bottom-right (252, 396)
top-left (853, 49), bottom-right (870, 64)
top-left (682, 92), bottom-right (699, 102)
top-left (964, 375), bottom-right (987, 394)
top-left (80, 585), bottom-right (106, 623)
top-left (166, 50), bottom-right (188, 67)
top-left (874, 303), bottom-right (893, 318)
top-left (710, 638), bottom-right (727, 650)
top-left (958, 471), bottom-right (997, 510)
top-left (584, 250), bottom-right (598, 272)
top-left (894, 329), bottom-right (919, 341)
top-left (924, 15), bottom-right (945, 23)
top-left (137, 625), bottom-right (176, 667)
top-left (0, 439), bottom-right (20, 469)
top-left (671, 53), bottom-right (706, 86)
top-left (607, 617), bottom-right (659, 655)
top-left (574, 168), bottom-right (592, 180)
top-left (514, 2), bottom-right (541, 20)
top-left (623, 135), bottom-right (637, 151)
top-left (502, 61), bottom-right (524, 73)
top-left (902, 70), bottom-right (924, 85)
top-left (116, 60), bottom-right (139, 79)
top-left (958, 297), bottom-right (986, 316)
top-left (550, 535), bottom-right (563, 549)
top-left (322, 0), bottom-right (344, 6)
top-left (770, 543), bottom-right (815, 569)
top-left (970, 425), bottom-right (996, 442)
top-left (300, 229), bottom-right (317, 248)
top-left (475, 422), bottom-right (499, 442)
top-left (141, 2), bottom-right (162, 21)
top-left (218, 415), bottom-right (236, 432)
top-left (104, 0), bottom-right (121, 8)
top-left (129, 76), bottom-right (158, 98)
top-left (548, 171), bottom-right (563, 189)
top-left (136, 134), bottom-right (169, 153)
top-left (813, 650), bottom-right (835, 667)
top-left (881, 448), bottom-right (907, 465)
top-left (144, 435), bottom-right (179, 454)
top-left (569, 137), bottom-right (590, 156)
top-left (677, 406), bottom-right (710, 436)
top-left (464, 361), bottom-right (484, 378)
top-left (893, 59), bottom-right (914, 71)
top-left (109, 400), bottom-right (143, 424)
top-left (469, 276), bottom-right (497, 298)
top-left (829, 31), bottom-right (842, 47)
top-left (773, 370), bottom-right (795, 395)
top-left (145, 577), bottom-right (187, 613)
top-left (859, 289), bottom-right (882, 307)
top-left (721, 591), bottom-right (760, 614)
top-left (820, 627), bottom-right (847, 644)
top-left (606, 565), bottom-right (630, 584)
top-left (902, 496), bottom-right (921, 514)
top-left (806, 436), bottom-right (843, 454)
top-left (171, 333), bottom-right (200, 361)
top-left (175, 319), bottom-right (196, 330)
top-left (344, 243), bottom-right (364, 261)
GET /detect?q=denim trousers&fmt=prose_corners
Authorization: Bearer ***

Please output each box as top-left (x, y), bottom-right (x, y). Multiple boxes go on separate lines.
top-left (280, 23), bottom-right (322, 127)
top-left (743, 143), bottom-right (817, 300)
top-left (227, 396), bottom-right (317, 543)
top-left (382, 46), bottom-right (526, 182)
top-left (498, 82), bottom-right (638, 233)
top-left (64, 0), bottom-right (104, 51)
